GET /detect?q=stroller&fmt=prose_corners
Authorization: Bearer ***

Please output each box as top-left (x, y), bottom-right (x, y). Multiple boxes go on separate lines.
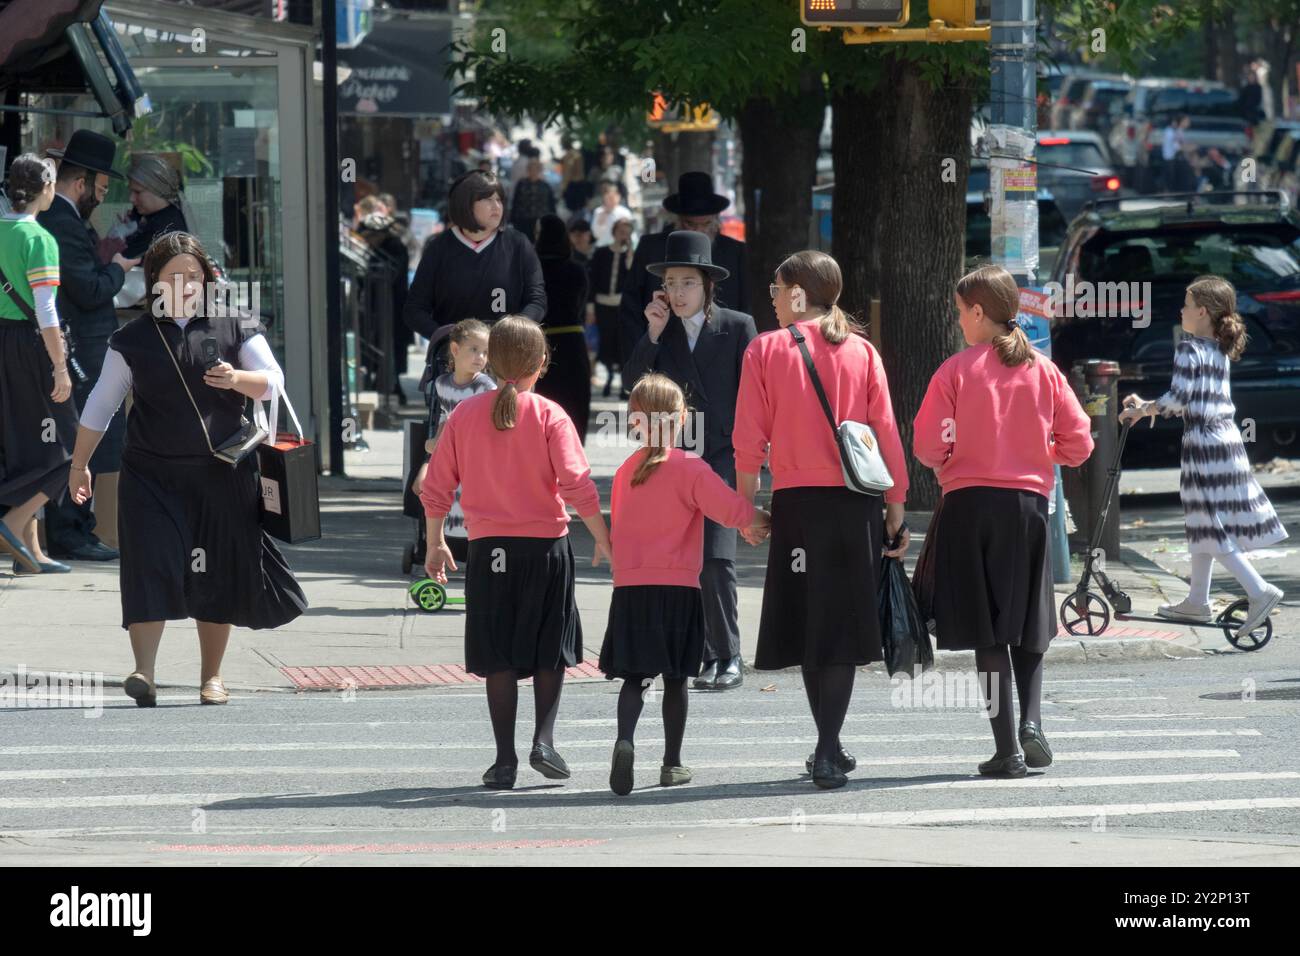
top-left (1059, 420), bottom-right (1273, 651)
top-left (401, 325), bottom-right (469, 612)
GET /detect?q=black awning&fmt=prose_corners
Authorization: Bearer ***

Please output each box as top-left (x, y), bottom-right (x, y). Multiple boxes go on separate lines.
top-left (337, 18), bottom-right (452, 118)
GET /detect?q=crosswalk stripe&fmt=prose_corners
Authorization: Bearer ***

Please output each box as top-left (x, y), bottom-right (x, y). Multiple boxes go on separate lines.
top-left (874, 771), bottom-right (1300, 791)
top-left (0, 750), bottom-right (1244, 782)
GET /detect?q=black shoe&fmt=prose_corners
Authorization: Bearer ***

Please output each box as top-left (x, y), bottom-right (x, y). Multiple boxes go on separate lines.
top-left (51, 540), bottom-right (119, 562)
top-left (693, 661), bottom-right (719, 690)
top-left (978, 754), bottom-right (1028, 778)
top-left (482, 763), bottom-right (518, 789)
top-left (1019, 721), bottom-right (1053, 768)
top-left (811, 757), bottom-right (848, 790)
top-left (618, 389), bottom-right (631, 401)
top-left (806, 747), bottom-right (857, 775)
top-left (713, 656), bottom-right (743, 690)
top-left (529, 742), bottom-right (571, 779)
top-left (602, 380), bottom-right (612, 398)
top-left (609, 739), bottom-right (635, 796)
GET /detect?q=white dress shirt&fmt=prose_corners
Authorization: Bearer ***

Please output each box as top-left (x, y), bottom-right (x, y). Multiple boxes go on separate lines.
top-left (681, 309), bottom-right (706, 352)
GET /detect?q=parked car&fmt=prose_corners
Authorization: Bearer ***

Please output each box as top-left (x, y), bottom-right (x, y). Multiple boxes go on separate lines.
top-left (966, 187), bottom-right (1068, 279)
top-left (1050, 71), bottom-right (1111, 131)
top-left (1037, 131), bottom-right (1122, 221)
top-left (1049, 191), bottom-right (1300, 465)
top-left (1068, 77), bottom-right (1133, 133)
top-left (1114, 81), bottom-right (1252, 192)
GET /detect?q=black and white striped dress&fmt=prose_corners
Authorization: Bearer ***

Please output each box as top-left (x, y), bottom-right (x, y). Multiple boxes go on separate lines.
top-left (1156, 334), bottom-right (1287, 554)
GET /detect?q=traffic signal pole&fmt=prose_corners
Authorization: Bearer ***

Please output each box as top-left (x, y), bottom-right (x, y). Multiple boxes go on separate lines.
top-left (989, 0), bottom-right (1069, 582)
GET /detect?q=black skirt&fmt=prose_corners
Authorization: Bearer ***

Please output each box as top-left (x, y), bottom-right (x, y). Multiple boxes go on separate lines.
top-left (533, 330), bottom-right (592, 441)
top-left (599, 585), bottom-right (707, 680)
top-left (593, 303), bottom-right (622, 367)
top-left (0, 322), bottom-right (78, 507)
top-left (117, 448), bottom-right (308, 629)
top-left (464, 534), bottom-right (583, 678)
top-left (755, 486), bottom-right (885, 670)
top-left (931, 486), bottom-right (1054, 653)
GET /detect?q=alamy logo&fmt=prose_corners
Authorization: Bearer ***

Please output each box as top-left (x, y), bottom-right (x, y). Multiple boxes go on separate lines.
top-left (1043, 274), bottom-right (1152, 328)
top-left (49, 886), bottom-right (151, 936)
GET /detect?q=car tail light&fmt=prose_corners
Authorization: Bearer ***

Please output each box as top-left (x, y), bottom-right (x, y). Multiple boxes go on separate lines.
top-left (1254, 290), bottom-right (1300, 302)
top-left (1126, 124), bottom-right (1136, 140)
top-left (1041, 136), bottom-right (1071, 146)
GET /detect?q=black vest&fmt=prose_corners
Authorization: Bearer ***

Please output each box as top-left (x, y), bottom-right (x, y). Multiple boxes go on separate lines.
top-left (109, 313), bottom-right (250, 460)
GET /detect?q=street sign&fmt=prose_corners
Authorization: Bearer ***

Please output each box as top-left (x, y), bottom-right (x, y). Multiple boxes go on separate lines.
top-left (800, 1), bottom-right (909, 27)
top-left (929, 0), bottom-right (991, 26)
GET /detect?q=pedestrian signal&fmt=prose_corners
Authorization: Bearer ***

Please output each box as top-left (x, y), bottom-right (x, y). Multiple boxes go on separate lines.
top-left (800, 1), bottom-right (909, 27)
top-left (928, 0), bottom-right (990, 26)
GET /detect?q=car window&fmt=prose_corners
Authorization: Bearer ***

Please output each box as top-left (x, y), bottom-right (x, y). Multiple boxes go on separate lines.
top-left (1040, 202), bottom-right (1069, 246)
top-left (1150, 87), bottom-right (1239, 117)
top-left (965, 200), bottom-right (1069, 259)
top-left (1079, 227), bottom-right (1300, 294)
top-left (1039, 141), bottom-right (1109, 169)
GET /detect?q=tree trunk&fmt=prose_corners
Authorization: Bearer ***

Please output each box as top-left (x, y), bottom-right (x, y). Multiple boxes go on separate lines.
top-left (850, 57), bottom-right (970, 512)
top-left (1218, 9), bottom-right (1240, 87)
top-left (656, 128), bottom-right (715, 198)
top-left (1202, 1), bottom-right (1220, 81)
top-left (831, 83), bottom-right (891, 319)
top-left (737, 87), bottom-right (823, 333)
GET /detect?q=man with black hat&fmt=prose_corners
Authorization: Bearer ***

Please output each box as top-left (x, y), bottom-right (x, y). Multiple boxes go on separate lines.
top-left (618, 171), bottom-right (748, 393)
top-left (37, 129), bottom-right (137, 561)
top-left (622, 230), bottom-right (756, 691)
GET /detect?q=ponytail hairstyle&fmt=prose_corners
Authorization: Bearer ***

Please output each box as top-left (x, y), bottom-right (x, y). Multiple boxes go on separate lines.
top-left (1187, 275), bottom-right (1247, 361)
top-left (488, 315), bottom-right (548, 430)
top-left (628, 373), bottom-right (686, 487)
top-left (775, 250), bottom-right (863, 345)
top-left (956, 264), bottom-right (1035, 368)
top-left (3, 154), bottom-right (55, 212)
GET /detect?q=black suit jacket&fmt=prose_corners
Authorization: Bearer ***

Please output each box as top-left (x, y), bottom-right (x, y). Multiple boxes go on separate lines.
top-left (618, 230), bottom-right (748, 365)
top-left (36, 196), bottom-right (125, 344)
top-left (622, 306), bottom-right (757, 561)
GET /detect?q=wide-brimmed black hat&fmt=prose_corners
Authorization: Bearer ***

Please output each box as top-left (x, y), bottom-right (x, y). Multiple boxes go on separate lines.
top-left (46, 130), bottom-right (125, 181)
top-left (661, 171), bottom-right (729, 216)
top-left (646, 230), bottom-right (729, 281)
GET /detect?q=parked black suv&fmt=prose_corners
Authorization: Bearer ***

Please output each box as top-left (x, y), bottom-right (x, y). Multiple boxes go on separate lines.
top-left (1049, 191), bottom-right (1300, 465)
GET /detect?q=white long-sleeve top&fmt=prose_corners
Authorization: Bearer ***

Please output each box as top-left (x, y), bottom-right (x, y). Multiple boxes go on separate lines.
top-left (81, 317), bottom-right (283, 431)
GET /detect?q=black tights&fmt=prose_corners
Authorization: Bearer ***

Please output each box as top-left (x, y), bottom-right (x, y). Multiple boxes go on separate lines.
top-left (616, 675), bottom-right (689, 767)
top-left (800, 664), bottom-right (856, 763)
top-left (974, 645), bottom-right (1045, 758)
top-left (484, 668), bottom-right (566, 766)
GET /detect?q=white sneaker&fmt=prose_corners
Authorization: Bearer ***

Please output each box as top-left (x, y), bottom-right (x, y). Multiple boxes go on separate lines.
top-left (1236, 585), bottom-right (1284, 638)
top-left (1156, 599), bottom-right (1213, 623)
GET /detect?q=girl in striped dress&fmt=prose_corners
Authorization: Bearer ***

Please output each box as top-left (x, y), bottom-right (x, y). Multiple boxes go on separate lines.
top-left (1120, 275), bottom-right (1287, 638)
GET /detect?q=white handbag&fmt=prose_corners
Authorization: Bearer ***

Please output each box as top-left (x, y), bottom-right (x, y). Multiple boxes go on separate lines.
top-left (787, 325), bottom-right (894, 496)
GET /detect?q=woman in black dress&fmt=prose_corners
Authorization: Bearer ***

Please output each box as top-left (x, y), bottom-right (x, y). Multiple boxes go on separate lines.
top-left (68, 232), bottom-right (307, 707)
top-left (587, 215), bottom-right (634, 397)
top-left (532, 214), bottom-right (592, 441)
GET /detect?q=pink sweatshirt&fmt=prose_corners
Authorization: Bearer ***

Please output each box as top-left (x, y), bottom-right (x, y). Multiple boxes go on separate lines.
top-left (611, 447), bottom-right (756, 588)
top-left (733, 319), bottom-right (909, 504)
top-left (420, 389), bottom-right (601, 538)
top-left (912, 343), bottom-right (1094, 497)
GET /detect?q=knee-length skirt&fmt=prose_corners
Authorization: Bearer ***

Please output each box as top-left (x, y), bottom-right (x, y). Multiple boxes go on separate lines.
top-left (464, 534), bottom-right (583, 678)
top-left (0, 323), bottom-right (78, 507)
top-left (599, 585), bottom-right (707, 680)
top-left (117, 448), bottom-right (308, 629)
top-left (932, 486), bottom-right (1054, 653)
top-left (754, 486), bottom-right (885, 670)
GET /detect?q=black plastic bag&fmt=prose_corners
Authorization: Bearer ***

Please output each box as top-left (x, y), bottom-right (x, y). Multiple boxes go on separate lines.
top-left (879, 531), bottom-right (934, 677)
top-left (910, 499), bottom-right (944, 636)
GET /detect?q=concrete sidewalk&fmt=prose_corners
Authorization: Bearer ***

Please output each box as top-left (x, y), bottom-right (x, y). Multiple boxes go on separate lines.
top-left (0, 382), bottom-right (1209, 695)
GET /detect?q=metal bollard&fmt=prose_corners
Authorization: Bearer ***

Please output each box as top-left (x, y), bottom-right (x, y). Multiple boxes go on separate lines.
top-left (1071, 358), bottom-right (1122, 560)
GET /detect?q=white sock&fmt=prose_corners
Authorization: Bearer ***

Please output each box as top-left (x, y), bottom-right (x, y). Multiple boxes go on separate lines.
top-left (1187, 552), bottom-right (1214, 605)
top-left (1216, 550), bottom-right (1270, 599)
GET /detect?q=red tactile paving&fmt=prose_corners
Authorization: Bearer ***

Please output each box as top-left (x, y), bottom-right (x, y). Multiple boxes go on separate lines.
top-left (281, 660), bottom-right (606, 690)
top-left (1055, 625), bottom-right (1184, 640)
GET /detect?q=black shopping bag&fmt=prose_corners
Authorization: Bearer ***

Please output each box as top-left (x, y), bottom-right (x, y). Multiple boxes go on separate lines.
top-left (879, 531), bottom-right (934, 677)
top-left (256, 388), bottom-right (320, 544)
top-left (910, 498), bottom-right (944, 636)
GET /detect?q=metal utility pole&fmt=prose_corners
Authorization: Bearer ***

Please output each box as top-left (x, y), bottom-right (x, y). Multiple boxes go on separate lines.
top-left (323, 0), bottom-right (346, 475)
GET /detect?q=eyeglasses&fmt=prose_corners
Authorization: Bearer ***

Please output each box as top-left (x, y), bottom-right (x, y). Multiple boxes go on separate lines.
top-left (662, 279), bottom-right (702, 293)
top-left (769, 284), bottom-right (783, 299)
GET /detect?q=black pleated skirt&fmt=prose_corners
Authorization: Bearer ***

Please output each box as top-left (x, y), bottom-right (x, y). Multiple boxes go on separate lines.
top-left (533, 331), bottom-right (592, 441)
top-left (931, 486), bottom-right (1054, 653)
top-left (117, 448), bottom-right (308, 629)
top-left (599, 585), bottom-right (707, 680)
top-left (0, 322), bottom-right (78, 507)
top-left (755, 486), bottom-right (885, 670)
top-left (464, 534), bottom-right (583, 678)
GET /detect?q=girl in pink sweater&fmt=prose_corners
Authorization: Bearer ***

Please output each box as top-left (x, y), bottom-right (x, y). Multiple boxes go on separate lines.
top-left (421, 315), bottom-right (613, 791)
top-left (600, 373), bottom-right (770, 796)
top-left (913, 264), bottom-right (1094, 780)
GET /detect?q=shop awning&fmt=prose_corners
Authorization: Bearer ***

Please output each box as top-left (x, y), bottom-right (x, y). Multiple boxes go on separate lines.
top-left (337, 17), bottom-right (452, 118)
top-left (0, 0), bottom-right (149, 135)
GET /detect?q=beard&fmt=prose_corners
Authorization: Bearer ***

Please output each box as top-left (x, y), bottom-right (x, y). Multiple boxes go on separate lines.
top-left (77, 191), bottom-right (100, 220)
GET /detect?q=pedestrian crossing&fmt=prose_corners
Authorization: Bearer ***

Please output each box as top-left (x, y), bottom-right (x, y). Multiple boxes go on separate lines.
top-left (1, 670), bottom-right (1297, 854)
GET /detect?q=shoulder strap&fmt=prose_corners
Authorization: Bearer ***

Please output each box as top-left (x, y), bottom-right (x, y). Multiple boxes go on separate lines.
top-left (0, 261), bottom-right (40, 330)
top-left (154, 319), bottom-right (215, 453)
top-left (787, 324), bottom-right (841, 438)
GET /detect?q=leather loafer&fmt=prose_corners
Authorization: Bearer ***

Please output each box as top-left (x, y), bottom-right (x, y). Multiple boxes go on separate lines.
top-left (529, 742), bottom-right (570, 779)
top-left (713, 656), bottom-right (743, 690)
top-left (482, 763), bottom-right (517, 789)
top-left (1019, 721), bottom-right (1053, 768)
top-left (806, 747), bottom-right (857, 775)
top-left (123, 672), bottom-right (157, 708)
top-left (660, 764), bottom-right (692, 787)
top-left (200, 678), bottom-right (230, 705)
top-left (51, 540), bottom-right (119, 562)
top-left (12, 559), bottom-right (72, 575)
top-left (978, 754), bottom-right (1028, 778)
top-left (0, 524), bottom-right (40, 574)
top-left (609, 739), bottom-right (635, 796)
top-left (693, 661), bottom-right (719, 690)
top-left (811, 757), bottom-right (848, 790)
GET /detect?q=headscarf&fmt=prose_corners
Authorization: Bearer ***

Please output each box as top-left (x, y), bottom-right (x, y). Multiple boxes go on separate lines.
top-left (127, 155), bottom-right (183, 206)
